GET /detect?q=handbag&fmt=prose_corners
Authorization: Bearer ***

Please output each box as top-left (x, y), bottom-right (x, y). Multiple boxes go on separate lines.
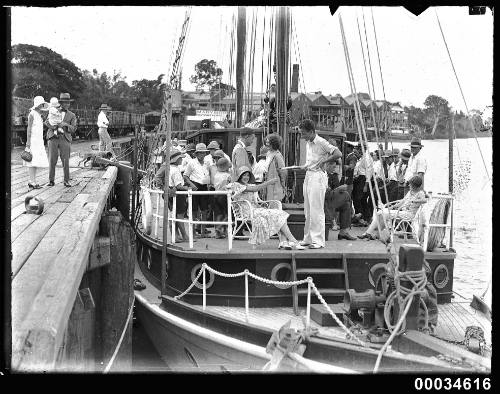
top-left (21, 150), bottom-right (33, 162)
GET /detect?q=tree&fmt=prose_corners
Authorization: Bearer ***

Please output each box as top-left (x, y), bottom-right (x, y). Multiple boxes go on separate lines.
top-left (12, 44), bottom-right (85, 99)
top-left (423, 95), bottom-right (450, 136)
top-left (130, 74), bottom-right (165, 112)
top-left (189, 59), bottom-right (223, 91)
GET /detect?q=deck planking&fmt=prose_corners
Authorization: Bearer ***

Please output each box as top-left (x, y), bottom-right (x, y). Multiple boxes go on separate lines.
top-left (10, 165), bottom-right (119, 366)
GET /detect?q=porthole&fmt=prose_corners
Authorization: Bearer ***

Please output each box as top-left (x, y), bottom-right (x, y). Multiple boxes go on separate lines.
top-left (191, 263), bottom-right (215, 290)
top-left (270, 263), bottom-right (292, 289)
top-left (433, 263), bottom-right (449, 289)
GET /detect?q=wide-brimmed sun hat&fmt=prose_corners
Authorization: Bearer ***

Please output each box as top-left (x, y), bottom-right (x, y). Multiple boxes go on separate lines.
top-left (410, 137), bottom-right (423, 148)
top-left (207, 140), bottom-right (219, 150)
top-left (216, 157), bottom-right (231, 172)
top-left (391, 148), bottom-right (400, 157)
top-left (400, 149), bottom-right (411, 160)
top-left (99, 103), bottom-right (111, 111)
top-left (31, 96), bottom-right (49, 110)
top-left (169, 150), bottom-right (186, 164)
top-left (213, 149), bottom-right (225, 158)
top-left (236, 166), bottom-right (255, 184)
top-left (195, 143), bottom-right (209, 153)
top-left (382, 149), bottom-right (392, 158)
top-left (185, 143), bottom-right (196, 152)
top-left (49, 97), bottom-right (61, 108)
top-left (59, 92), bottom-right (74, 102)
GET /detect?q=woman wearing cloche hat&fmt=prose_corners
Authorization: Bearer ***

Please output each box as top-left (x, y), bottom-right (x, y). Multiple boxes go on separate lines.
top-left (23, 96), bottom-right (50, 190)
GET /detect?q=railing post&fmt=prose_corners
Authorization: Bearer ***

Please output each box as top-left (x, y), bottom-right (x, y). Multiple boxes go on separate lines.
top-left (227, 190), bottom-right (232, 251)
top-left (188, 189), bottom-right (193, 249)
top-left (244, 269), bottom-right (249, 319)
top-left (449, 197), bottom-right (454, 249)
top-left (154, 192), bottom-right (160, 238)
top-left (306, 277), bottom-right (312, 329)
top-left (171, 193), bottom-right (176, 244)
top-left (202, 264), bottom-right (206, 311)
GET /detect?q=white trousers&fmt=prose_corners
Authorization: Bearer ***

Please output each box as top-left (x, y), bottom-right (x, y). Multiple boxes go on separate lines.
top-left (303, 170), bottom-right (328, 246)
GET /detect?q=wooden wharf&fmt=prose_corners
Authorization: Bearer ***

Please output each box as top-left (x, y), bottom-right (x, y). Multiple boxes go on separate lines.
top-left (10, 141), bottom-right (136, 372)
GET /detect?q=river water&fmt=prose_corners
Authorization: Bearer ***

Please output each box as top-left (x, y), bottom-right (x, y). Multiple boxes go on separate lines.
top-left (369, 137), bottom-right (492, 304)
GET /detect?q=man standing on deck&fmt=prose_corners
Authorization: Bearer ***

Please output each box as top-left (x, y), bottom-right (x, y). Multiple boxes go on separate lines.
top-left (97, 104), bottom-right (113, 153)
top-left (352, 140), bottom-right (374, 226)
top-left (404, 138), bottom-right (427, 194)
top-left (45, 92), bottom-right (77, 188)
top-left (232, 128), bottom-right (255, 178)
top-left (298, 119), bottom-right (356, 249)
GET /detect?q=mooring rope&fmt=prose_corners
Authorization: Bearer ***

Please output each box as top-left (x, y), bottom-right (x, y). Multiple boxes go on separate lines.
top-left (103, 295), bottom-right (136, 373)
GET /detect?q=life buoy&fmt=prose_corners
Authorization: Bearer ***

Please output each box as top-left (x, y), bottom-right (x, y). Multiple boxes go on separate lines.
top-left (25, 195), bottom-right (44, 215)
top-left (141, 190), bottom-right (153, 235)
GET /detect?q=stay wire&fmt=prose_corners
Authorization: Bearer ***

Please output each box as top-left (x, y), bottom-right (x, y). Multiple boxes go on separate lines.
top-left (435, 9), bottom-right (491, 183)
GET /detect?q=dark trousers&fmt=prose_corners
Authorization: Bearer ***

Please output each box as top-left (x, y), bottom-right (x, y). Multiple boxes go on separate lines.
top-left (324, 188), bottom-right (352, 230)
top-left (397, 183), bottom-right (407, 200)
top-left (387, 180), bottom-right (399, 202)
top-left (213, 195), bottom-right (228, 236)
top-left (48, 136), bottom-right (71, 183)
top-left (352, 175), bottom-right (371, 221)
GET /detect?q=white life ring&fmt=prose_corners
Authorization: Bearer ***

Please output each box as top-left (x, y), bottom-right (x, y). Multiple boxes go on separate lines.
top-left (141, 190), bottom-right (153, 235)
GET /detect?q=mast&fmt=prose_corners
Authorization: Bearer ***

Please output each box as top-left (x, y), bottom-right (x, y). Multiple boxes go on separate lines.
top-left (236, 6), bottom-right (246, 128)
top-left (449, 111), bottom-right (454, 248)
top-left (275, 6), bottom-right (291, 163)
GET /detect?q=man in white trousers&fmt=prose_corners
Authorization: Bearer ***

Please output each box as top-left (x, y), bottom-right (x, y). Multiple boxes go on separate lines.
top-left (299, 119), bottom-right (357, 249)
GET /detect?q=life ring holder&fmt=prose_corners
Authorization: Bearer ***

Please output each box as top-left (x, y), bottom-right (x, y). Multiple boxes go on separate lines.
top-left (25, 195), bottom-right (44, 215)
top-left (433, 263), bottom-right (450, 289)
top-left (141, 188), bottom-right (153, 235)
top-left (270, 263), bottom-right (292, 289)
top-left (191, 263), bottom-right (215, 290)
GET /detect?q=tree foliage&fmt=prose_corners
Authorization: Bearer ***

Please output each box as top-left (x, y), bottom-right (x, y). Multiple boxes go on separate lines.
top-left (12, 44), bottom-right (86, 99)
top-left (189, 59), bottom-right (223, 91)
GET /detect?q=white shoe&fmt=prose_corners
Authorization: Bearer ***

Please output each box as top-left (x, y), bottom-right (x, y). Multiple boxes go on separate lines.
top-left (289, 241), bottom-right (305, 250)
top-left (308, 243), bottom-right (324, 249)
top-left (279, 241), bottom-right (290, 250)
top-left (298, 240), bottom-right (311, 247)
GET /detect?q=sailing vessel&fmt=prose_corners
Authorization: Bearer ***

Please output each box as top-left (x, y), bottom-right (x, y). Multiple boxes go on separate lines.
top-left (131, 6), bottom-right (491, 372)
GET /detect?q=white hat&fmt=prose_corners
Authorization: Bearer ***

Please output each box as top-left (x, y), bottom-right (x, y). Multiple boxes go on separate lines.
top-left (31, 96), bottom-right (48, 110)
top-left (49, 97), bottom-right (61, 108)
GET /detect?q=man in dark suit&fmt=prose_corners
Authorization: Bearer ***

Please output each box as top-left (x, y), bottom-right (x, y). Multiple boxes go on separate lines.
top-left (45, 92), bottom-right (77, 187)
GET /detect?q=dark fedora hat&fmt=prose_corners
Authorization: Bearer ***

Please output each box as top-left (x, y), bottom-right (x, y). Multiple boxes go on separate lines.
top-left (410, 137), bottom-right (423, 147)
top-left (59, 92), bottom-right (74, 102)
top-left (400, 149), bottom-right (411, 160)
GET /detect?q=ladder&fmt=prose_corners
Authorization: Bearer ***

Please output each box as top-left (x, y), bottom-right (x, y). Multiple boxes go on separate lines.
top-left (291, 254), bottom-right (350, 315)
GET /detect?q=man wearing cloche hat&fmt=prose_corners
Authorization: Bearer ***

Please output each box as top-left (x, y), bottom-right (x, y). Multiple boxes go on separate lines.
top-left (97, 103), bottom-right (113, 153)
top-left (45, 92), bottom-right (77, 187)
top-left (404, 137), bottom-right (427, 192)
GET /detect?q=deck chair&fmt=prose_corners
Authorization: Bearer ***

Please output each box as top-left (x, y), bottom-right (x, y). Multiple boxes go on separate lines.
top-left (231, 194), bottom-right (282, 239)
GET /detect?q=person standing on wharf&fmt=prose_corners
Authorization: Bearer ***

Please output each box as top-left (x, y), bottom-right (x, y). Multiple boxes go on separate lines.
top-left (299, 119), bottom-right (343, 249)
top-left (45, 92), bottom-right (77, 187)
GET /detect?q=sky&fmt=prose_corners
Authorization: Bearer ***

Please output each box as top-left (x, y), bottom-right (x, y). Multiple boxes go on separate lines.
top-left (10, 6), bottom-right (493, 112)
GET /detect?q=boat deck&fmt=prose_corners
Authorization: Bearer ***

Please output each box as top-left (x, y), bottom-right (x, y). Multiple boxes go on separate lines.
top-left (134, 261), bottom-right (491, 353)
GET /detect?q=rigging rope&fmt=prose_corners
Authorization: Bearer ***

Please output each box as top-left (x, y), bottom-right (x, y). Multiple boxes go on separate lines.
top-left (369, 8), bottom-right (393, 148)
top-left (434, 9), bottom-right (491, 184)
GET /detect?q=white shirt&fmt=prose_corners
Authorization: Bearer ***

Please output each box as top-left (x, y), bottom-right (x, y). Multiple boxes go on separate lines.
top-left (388, 162), bottom-right (397, 182)
top-left (373, 160), bottom-right (382, 178)
top-left (253, 159), bottom-right (267, 182)
top-left (97, 111), bottom-right (109, 128)
top-left (169, 165), bottom-right (184, 188)
top-left (305, 135), bottom-right (339, 171)
top-left (180, 156), bottom-right (192, 173)
top-left (405, 151), bottom-right (427, 182)
top-left (184, 158), bottom-right (210, 185)
top-left (356, 151), bottom-right (374, 178)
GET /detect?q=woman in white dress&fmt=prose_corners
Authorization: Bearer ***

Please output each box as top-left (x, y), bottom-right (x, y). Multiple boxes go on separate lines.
top-left (24, 96), bottom-right (50, 189)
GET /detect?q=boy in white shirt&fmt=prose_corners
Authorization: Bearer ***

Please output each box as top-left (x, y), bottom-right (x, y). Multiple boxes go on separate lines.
top-left (48, 97), bottom-right (64, 136)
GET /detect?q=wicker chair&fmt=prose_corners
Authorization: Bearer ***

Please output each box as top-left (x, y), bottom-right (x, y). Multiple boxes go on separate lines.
top-left (231, 194), bottom-right (282, 239)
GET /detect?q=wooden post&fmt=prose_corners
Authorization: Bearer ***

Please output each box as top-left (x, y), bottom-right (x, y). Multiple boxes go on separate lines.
top-left (116, 160), bottom-right (132, 221)
top-left (131, 133), bottom-right (138, 228)
top-left (449, 113), bottom-right (454, 248)
top-left (100, 211), bottom-right (135, 372)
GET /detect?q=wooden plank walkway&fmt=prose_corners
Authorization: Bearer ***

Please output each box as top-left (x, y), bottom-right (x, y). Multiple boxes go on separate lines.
top-left (10, 163), bottom-right (119, 368)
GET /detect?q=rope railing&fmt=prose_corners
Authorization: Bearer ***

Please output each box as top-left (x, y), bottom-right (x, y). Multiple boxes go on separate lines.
top-left (173, 262), bottom-right (367, 348)
top-left (140, 186), bottom-right (233, 250)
